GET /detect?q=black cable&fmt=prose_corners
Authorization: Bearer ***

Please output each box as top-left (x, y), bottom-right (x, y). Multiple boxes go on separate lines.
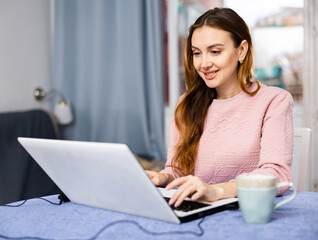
top-left (0, 218), bottom-right (205, 240)
top-left (89, 217), bottom-right (205, 239)
top-left (1, 197), bottom-right (206, 240)
top-left (3, 192), bottom-right (69, 207)
top-left (4, 198), bottom-right (60, 207)
top-left (38, 197), bottom-right (61, 205)
top-left (4, 200), bottom-right (28, 207)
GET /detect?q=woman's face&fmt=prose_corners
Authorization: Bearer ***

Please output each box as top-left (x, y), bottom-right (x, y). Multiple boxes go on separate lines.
top-left (191, 26), bottom-right (247, 99)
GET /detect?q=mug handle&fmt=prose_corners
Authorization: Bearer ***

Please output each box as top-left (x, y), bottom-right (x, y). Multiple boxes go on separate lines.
top-left (274, 182), bottom-right (296, 210)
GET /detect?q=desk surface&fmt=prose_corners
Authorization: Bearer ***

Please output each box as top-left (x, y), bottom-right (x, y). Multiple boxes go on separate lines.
top-left (0, 190), bottom-right (317, 240)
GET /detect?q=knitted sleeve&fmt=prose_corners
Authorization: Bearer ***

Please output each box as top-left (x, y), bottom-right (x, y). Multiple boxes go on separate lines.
top-left (247, 91), bottom-right (294, 195)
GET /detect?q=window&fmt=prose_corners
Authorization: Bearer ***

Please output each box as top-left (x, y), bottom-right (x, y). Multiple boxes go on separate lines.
top-left (224, 0), bottom-right (304, 103)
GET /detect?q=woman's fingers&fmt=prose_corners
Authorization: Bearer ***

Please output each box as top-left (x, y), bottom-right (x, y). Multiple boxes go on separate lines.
top-left (149, 173), bottom-right (214, 206)
top-left (171, 184), bottom-right (197, 207)
top-left (167, 175), bottom-right (205, 207)
top-left (190, 189), bottom-right (202, 201)
top-left (145, 170), bottom-right (154, 178)
top-left (145, 171), bottom-right (173, 186)
top-left (166, 177), bottom-right (190, 206)
top-left (190, 186), bottom-right (206, 201)
top-left (145, 170), bottom-right (160, 185)
top-left (166, 175), bottom-right (190, 190)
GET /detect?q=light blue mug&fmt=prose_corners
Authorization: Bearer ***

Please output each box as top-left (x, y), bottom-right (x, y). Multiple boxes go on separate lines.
top-left (236, 174), bottom-right (296, 224)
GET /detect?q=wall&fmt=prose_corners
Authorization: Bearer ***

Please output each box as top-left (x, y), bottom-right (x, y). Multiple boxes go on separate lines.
top-left (0, 0), bottom-right (52, 112)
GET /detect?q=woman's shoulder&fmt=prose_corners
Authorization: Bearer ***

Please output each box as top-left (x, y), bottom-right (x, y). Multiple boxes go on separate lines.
top-left (256, 83), bottom-right (293, 100)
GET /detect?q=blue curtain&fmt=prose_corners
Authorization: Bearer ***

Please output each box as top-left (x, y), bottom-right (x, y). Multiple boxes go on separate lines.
top-left (53, 0), bottom-right (166, 161)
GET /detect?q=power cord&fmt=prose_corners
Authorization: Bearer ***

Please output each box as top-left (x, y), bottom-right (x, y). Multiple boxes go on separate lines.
top-left (4, 198), bottom-right (60, 207)
top-left (4, 192), bottom-right (69, 207)
top-left (0, 195), bottom-right (206, 240)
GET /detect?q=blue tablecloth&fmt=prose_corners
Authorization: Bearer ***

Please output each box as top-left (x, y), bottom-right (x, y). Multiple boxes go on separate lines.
top-left (0, 191), bottom-right (317, 240)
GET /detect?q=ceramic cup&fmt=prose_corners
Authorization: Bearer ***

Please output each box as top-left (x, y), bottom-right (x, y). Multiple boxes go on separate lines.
top-left (236, 174), bottom-right (296, 224)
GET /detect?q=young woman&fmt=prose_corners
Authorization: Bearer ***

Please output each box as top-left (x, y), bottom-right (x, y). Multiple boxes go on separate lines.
top-left (146, 8), bottom-right (294, 208)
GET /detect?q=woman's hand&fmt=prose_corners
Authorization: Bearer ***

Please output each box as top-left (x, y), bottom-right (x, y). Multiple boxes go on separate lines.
top-left (145, 171), bottom-right (174, 187)
top-left (165, 175), bottom-right (221, 207)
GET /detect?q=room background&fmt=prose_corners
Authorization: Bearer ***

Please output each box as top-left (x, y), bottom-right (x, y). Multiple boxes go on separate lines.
top-left (1, 0), bottom-right (318, 192)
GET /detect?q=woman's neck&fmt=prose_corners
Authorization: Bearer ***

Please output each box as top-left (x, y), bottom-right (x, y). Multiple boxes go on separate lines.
top-left (215, 83), bottom-right (241, 100)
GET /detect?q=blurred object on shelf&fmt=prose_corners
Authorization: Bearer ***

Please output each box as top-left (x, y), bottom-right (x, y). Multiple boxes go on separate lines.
top-left (255, 65), bottom-right (285, 89)
top-left (278, 53), bottom-right (303, 102)
top-left (255, 7), bottom-right (303, 28)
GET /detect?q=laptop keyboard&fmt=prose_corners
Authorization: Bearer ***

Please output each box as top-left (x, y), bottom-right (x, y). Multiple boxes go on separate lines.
top-left (164, 197), bottom-right (210, 212)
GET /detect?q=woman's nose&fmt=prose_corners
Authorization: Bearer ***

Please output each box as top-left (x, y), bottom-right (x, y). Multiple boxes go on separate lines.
top-left (201, 55), bottom-right (213, 69)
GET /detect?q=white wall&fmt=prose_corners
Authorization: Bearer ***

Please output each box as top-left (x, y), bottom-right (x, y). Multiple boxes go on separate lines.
top-left (0, 0), bottom-right (52, 112)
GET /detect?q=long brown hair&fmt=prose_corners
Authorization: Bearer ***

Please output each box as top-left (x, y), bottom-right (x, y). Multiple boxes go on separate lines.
top-left (172, 8), bottom-right (260, 176)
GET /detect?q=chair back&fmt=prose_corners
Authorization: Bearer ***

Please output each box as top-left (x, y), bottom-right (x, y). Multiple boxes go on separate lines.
top-left (292, 127), bottom-right (311, 191)
top-left (0, 109), bottom-right (60, 204)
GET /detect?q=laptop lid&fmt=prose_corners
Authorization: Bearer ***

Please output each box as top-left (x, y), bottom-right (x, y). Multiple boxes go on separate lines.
top-left (18, 137), bottom-right (238, 224)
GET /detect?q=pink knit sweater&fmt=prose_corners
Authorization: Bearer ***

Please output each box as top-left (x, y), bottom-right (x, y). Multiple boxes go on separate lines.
top-left (161, 82), bottom-right (294, 195)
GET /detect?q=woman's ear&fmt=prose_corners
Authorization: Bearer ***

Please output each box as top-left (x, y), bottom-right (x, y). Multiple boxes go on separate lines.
top-left (238, 40), bottom-right (248, 62)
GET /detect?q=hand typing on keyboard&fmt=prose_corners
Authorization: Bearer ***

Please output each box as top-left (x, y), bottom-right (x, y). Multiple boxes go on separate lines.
top-left (165, 175), bottom-right (221, 208)
top-left (146, 171), bottom-right (237, 208)
top-left (145, 170), bottom-right (174, 187)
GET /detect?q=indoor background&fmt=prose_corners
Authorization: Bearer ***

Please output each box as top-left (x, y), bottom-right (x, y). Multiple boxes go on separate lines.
top-left (0, 0), bottom-right (317, 201)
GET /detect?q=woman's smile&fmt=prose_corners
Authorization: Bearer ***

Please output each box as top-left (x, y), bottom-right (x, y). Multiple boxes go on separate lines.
top-left (203, 70), bottom-right (219, 80)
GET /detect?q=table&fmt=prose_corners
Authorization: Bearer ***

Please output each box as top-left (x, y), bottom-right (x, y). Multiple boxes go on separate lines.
top-left (0, 190), bottom-right (317, 240)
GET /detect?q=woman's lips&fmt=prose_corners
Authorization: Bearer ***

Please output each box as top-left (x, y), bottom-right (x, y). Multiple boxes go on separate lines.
top-left (203, 70), bottom-right (219, 80)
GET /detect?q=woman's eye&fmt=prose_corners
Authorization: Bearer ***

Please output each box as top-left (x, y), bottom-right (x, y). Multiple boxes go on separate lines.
top-left (211, 50), bottom-right (220, 55)
top-left (192, 52), bottom-right (200, 56)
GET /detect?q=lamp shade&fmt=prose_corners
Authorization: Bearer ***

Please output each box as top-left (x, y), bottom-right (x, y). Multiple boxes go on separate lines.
top-left (54, 99), bottom-right (73, 125)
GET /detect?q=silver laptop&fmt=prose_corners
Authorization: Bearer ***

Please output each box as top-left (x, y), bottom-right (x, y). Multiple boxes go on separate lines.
top-left (18, 137), bottom-right (238, 224)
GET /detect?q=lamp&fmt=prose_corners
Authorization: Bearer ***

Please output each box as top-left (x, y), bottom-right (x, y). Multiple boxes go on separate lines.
top-left (34, 87), bottom-right (73, 125)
